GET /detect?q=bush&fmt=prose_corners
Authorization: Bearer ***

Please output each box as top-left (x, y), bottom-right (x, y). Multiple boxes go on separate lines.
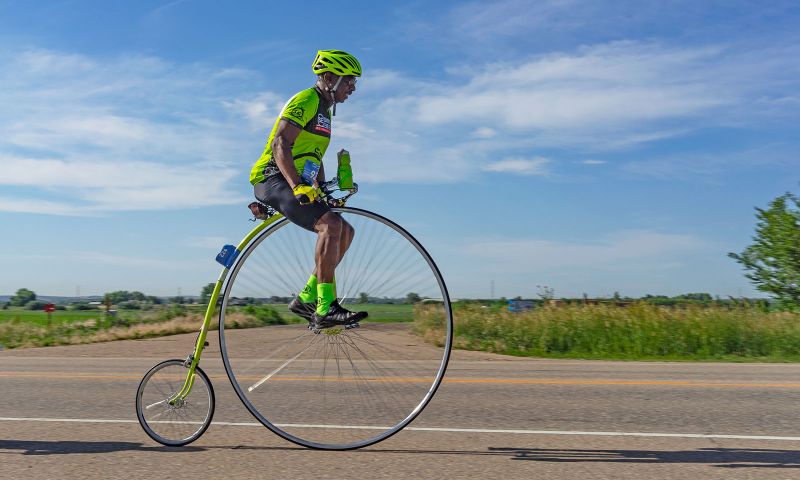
top-left (118, 301), bottom-right (142, 310)
top-left (153, 304), bottom-right (189, 321)
top-left (25, 300), bottom-right (50, 310)
top-left (242, 305), bottom-right (285, 326)
top-left (70, 303), bottom-right (96, 311)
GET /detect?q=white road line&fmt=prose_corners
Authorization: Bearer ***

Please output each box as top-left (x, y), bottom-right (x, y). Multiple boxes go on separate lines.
top-left (2, 417), bottom-right (800, 441)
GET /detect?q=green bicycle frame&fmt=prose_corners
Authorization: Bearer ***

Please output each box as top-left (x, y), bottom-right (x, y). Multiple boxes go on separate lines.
top-left (168, 212), bottom-right (285, 405)
top-left (167, 179), bottom-right (356, 405)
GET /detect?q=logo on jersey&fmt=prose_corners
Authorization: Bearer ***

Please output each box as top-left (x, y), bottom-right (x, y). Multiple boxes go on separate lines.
top-left (315, 114), bottom-right (331, 134)
top-left (288, 106), bottom-right (305, 121)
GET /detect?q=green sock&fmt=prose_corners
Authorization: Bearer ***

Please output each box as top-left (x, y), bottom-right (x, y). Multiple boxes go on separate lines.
top-left (316, 283), bottom-right (335, 315)
top-left (298, 275), bottom-right (317, 303)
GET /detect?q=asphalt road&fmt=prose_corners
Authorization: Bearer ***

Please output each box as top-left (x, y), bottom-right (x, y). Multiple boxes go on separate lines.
top-left (2, 331), bottom-right (800, 479)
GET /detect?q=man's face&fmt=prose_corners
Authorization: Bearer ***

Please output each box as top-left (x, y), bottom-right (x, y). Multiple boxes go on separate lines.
top-left (327, 73), bottom-right (357, 103)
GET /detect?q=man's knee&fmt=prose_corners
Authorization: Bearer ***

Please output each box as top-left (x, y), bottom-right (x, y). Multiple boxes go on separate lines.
top-left (342, 220), bottom-right (354, 239)
top-left (315, 212), bottom-right (343, 237)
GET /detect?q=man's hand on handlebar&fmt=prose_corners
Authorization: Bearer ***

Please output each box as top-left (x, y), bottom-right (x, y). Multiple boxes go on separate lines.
top-left (292, 184), bottom-right (320, 205)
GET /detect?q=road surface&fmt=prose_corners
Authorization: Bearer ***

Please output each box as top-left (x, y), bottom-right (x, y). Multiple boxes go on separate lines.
top-left (2, 330), bottom-right (800, 479)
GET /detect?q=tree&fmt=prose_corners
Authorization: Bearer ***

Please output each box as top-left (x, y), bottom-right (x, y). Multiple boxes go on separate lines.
top-left (729, 192), bottom-right (800, 309)
top-left (200, 283), bottom-right (215, 304)
top-left (406, 292), bottom-right (422, 304)
top-left (9, 288), bottom-right (36, 307)
top-left (536, 285), bottom-right (555, 301)
top-left (358, 292), bottom-right (369, 304)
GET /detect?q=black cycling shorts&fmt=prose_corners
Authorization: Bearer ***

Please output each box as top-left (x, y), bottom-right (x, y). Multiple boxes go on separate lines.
top-left (254, 174), bottom-right (330, 232)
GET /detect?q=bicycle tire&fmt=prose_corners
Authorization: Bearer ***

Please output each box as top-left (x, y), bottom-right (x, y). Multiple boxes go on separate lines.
top-left (136, 359), bottom-right (215, 446)
top-left (219, 206), bottom-right (452, 450)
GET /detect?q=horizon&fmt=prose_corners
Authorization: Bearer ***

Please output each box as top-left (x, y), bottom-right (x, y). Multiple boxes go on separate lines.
top-left (1, 1), bottom-right (798, 299)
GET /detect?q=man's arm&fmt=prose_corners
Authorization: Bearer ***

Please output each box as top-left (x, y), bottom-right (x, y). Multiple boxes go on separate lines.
top-left (271, 119), bottom-right (303, 189)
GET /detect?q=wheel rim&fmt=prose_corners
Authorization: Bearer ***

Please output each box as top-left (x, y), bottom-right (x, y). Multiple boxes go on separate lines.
top-left (220, 207), bottom-right (452, 450)
top-left (136, 360), bottom-right (215, 446)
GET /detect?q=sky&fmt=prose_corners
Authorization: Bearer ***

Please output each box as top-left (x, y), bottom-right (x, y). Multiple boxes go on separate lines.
top-left (0, 0), bottom-right (798, 299)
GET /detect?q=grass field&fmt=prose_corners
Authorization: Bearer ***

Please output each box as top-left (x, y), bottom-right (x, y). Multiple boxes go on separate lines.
top-left (8, 301), bottom-right (800, 362)
top-left (1, 309), bottom-right (120, 327)
top-left (0, 302), bottom-right (414, 349)
top-left (413, 302), bottom-right (800, 362)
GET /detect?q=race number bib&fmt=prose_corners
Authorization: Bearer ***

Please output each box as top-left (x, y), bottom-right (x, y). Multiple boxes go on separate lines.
top-left (300, 159), bottom-right (320, 186)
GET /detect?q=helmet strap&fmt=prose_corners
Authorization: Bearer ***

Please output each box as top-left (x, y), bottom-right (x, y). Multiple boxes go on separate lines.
top-left (328, 75), bottom-right (343, 116)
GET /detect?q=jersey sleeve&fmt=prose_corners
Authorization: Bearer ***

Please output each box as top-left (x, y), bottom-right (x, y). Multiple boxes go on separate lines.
top-left (279, 90), bottom-right (318, 129)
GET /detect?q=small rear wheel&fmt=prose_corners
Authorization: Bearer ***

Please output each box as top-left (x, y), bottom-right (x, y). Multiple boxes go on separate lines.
top-left (136, 359), bottom-right (215, 446)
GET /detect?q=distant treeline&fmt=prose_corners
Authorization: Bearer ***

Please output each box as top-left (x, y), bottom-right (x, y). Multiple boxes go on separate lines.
top-left (457, 292), bottom-right (773, 309)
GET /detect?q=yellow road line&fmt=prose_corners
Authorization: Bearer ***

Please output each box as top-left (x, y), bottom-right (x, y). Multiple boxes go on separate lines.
top-left (1, 371), bottom-right (800, 388)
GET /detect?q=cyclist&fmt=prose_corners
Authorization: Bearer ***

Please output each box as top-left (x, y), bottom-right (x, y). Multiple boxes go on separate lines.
top-left (249, 50), bottom-right (367, 329)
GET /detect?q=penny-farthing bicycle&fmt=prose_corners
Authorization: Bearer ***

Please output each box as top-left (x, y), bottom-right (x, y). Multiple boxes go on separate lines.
top-left (135, 179), bottom-right (453, 450)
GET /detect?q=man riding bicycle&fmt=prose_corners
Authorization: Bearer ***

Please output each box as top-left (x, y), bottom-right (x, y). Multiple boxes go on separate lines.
top-left (249, 49), bottom-right (367, 330)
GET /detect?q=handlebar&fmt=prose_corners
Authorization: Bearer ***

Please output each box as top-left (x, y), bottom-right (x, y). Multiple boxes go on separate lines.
top-left (319, 177), bottom-right (358, 207)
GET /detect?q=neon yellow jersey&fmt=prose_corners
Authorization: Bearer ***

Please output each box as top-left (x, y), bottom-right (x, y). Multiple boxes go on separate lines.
top-left (249, 87), bottom-right (332, 185)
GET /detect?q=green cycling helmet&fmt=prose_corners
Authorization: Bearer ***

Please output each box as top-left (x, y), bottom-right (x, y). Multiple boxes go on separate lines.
top-left (312, 50), bottom-right (362, 77)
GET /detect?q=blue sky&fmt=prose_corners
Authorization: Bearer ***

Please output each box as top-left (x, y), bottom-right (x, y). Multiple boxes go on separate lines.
top-left (1, 0), bottom-right (798, 299)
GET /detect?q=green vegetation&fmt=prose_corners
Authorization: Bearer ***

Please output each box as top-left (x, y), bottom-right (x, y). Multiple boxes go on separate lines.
top-left (0, 304), bottom-right (284, 349)
top-left (0, 300), bottom-right (414, 349)
top-left (8, 288), bottom-right (37, 307)
top-left (1, 308), bottom-right (107, 327)
top-left (729, 191), bottom-right (800, 310)
top-left (415, 302), bottom-right (800, 361)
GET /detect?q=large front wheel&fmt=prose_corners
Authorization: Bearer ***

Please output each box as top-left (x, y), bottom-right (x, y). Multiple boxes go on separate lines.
top-left (219, 207), bottom-right (452, 450)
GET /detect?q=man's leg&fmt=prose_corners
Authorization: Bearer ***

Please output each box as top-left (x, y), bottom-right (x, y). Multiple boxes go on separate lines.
top-left (295, 221), bottom-right (350, 308)
top-left (313, 212), bottom-right (341, 316)
top-left (311, 213), bottom-right (366, 324)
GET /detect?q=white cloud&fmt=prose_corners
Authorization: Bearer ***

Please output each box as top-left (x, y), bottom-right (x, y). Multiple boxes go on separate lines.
top-left (414, 42), bottom-right (733, 131)
top-left (461, 230), bottom-right (708, 272)
top-left (0, 156), bottom-right (245, 212)
top-left (0, 197), bottom-right (93, 216)
top-left (447, 0), bottom-right (581, 42)
top-left (0, 48), bottom-right (268, 215)
top-left (2, 38), bottom-right (798, 207)
top-left (223, 92), bottom-right (285, 131)
top-left (472, 127), bottom-right (496, 138)
top-left (483, 157), bottom-right (550, 176)
top-left (329, 39), bottom-right (799, 184)
top-left (582, 159), bottom-right (606, 165)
